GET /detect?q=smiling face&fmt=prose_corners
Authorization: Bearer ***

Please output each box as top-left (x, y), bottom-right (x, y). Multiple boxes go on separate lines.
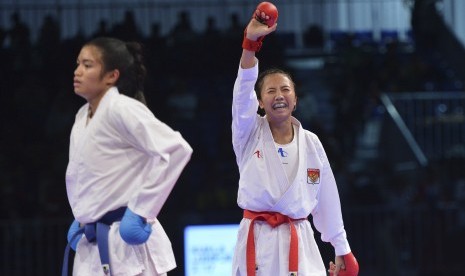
top-left (258, 73), bottom-right (297, 124)
top-left (73, 45), bottom-right (117, 103)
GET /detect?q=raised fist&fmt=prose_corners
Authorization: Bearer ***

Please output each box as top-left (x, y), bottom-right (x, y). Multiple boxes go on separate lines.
top-left (254, 2), bottom-right (278, 27)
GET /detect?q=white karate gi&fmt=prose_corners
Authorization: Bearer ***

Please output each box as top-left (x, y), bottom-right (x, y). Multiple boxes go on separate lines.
top-left (231, 62), bottom-right (351, 276)
top-left (66, 87), bottom-right (193, 276)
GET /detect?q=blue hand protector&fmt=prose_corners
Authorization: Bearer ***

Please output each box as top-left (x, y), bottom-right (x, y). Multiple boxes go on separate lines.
top-left (67, 219), bottom-right (83, 251)
top-left (119, 208), bottom-right (152, 245)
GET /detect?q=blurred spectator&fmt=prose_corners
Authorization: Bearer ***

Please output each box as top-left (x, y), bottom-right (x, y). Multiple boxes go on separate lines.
top-left (36, 14), bottom-right (61, 76)
top-left (111, 10), bottom-right (142, 41)
top-left (7, 12), bottom-right (30, 49)
top-left (303, 24), bottom-right (324, 49)
top-left (7, 11), bottom-right (31, 71)
top-left (226, 13), bottom-right (243, 38)
top-left (168, 10), bottom-right (197, 46)
top-left (166, 11), bottom-right (199, 75)
top-left (145, 22), bottom-right (168, 78)
top-left (222, 13), bottom-right (245, 74)
top-left (37, 14), bottom-right (61, 49)
top-left (200, 16), bottom-right (223, 72)
top-left (146, 22), bottom-right (166, 50)
top-left (91, 19), bottom-right (110, 38)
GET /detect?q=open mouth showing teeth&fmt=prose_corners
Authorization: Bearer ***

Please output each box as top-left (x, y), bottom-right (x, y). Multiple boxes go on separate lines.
top-left (272, 103), bottom-right (287, 109)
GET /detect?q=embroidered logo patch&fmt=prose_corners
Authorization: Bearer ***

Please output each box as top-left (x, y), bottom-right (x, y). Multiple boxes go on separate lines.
top-left (307, 168), bottom-right (320, 184)
top-left (277, 147), bottom-right (288, 157)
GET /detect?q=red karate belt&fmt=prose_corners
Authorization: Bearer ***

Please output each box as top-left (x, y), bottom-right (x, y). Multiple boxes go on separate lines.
top-left (243, 210), bottom-right (306, 276)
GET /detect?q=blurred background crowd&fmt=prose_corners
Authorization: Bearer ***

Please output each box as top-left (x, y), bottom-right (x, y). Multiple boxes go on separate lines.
top-left (0, 0), bottom-right (464, 275)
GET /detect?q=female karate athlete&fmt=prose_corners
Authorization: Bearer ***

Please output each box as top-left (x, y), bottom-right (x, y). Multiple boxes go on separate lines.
top-left (231, 6), bottom-right (359, 276)
top-left (63, 37), bottom-right (192, 276)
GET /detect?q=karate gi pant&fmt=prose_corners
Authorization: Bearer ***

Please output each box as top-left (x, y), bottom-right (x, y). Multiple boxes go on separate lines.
top-left (72, 221), bottom-right (175, 276)
top-left (232, 219), bottom-right (327, 276)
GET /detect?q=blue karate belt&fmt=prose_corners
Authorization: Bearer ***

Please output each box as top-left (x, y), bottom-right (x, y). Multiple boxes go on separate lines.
top-left (62, 206), bottom-right (127, 276)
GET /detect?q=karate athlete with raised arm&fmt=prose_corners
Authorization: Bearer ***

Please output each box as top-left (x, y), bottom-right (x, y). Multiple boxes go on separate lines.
top-left (231, 4), bottom-right (359, 276)
top-left (62, 37), bottom-right (192, 276)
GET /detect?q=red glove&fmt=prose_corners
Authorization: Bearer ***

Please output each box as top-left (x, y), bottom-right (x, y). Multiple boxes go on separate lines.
top-left (242, 1), bottom-right (278, 52)
top-left (242, 29), bottom-right (265, 52)
top-left (329, 252), bottom-right (359, 276)
top-left (254, 1), bottom-right (278, 27)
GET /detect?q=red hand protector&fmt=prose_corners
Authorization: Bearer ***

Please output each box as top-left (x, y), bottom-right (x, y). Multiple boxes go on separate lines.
top-left (242, 30), bottom-right (264, 52)
top-left (255, 2), bottom-right (278, 27)
top-left (242, 1), bottom-right (278, 52)
top-left (330, 252), bottom-right (359, 276)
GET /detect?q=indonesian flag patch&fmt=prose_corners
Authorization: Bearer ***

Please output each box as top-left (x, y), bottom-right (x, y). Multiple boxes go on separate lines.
top-left (307, 168), bottom-right (320, 184)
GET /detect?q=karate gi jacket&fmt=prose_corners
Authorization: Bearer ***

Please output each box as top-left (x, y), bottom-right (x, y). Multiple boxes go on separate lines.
top-left (66, 87), bottom-right (192, 275)
top-left (231, 62), bottom-right (351, 275)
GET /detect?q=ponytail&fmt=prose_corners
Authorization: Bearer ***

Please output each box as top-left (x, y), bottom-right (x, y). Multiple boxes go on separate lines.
top-left (125, 41), bottom-right (147, 105)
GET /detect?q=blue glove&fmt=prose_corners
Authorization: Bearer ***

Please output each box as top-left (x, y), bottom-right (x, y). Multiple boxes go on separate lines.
top-left (119, 208), bottom-right (152, 245)
top-left (67, 219), bottom-right (83, 251)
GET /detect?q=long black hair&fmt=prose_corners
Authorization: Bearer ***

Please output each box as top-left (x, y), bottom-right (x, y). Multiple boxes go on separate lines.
top-left (86, 37), bottom-right (147, 105)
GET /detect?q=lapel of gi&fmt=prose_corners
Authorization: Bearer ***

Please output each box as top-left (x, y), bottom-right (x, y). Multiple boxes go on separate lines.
top-left (270, 117), bottom-right (307, 212)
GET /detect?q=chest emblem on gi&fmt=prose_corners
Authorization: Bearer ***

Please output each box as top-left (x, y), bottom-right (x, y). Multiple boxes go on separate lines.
top-left (253, 150), bottom-right (262, 158)
top-left (307, 168), bottom-right (320, 184)
top-left (277, 147), bottom-right (288, 157)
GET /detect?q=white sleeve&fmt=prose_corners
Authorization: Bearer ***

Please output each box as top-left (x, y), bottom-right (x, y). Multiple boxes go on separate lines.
top-left (232, 61), bottom-right (260, 162)
top-left (310, 137), bottom-right (351, 256)
top-left (111, 100), bottom-right (193, 219)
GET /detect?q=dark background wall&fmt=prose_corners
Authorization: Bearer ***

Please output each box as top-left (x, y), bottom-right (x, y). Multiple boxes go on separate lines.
top-left (1, 0), bottom-right (465, 275)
